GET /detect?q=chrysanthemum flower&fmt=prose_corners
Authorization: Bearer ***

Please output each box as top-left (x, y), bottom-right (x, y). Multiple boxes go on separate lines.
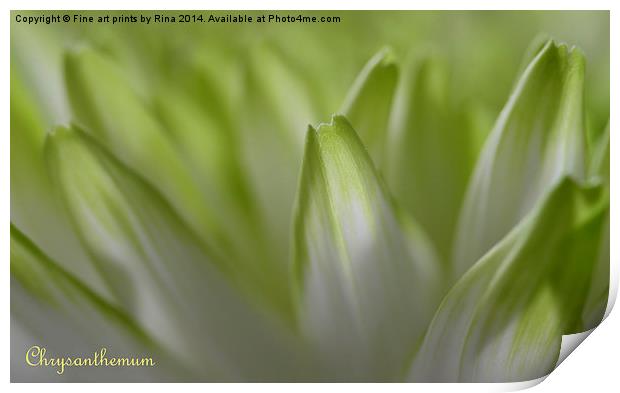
top-left (10, 11), bottom-right (609, 383)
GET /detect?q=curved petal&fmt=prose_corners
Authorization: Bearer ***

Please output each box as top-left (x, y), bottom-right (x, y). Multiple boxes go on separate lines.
top-left (453, 40), bottom-right (589, 280)
top-left (408, 178), bottom-right (608, 382)
top-left (64, 47), bottom-right (295, 317)
top-left (293, 115), bottom-right (441, 381)
top-left (341, 48), bottom-right (398, 165)
top-left (11, 66), bottom-right (111, 301)
top-left (45, 126), bottom-right (311, 381)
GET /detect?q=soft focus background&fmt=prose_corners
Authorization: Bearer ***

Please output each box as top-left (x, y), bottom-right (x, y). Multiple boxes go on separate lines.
top-left (11, 11), bottom-right (610, 136)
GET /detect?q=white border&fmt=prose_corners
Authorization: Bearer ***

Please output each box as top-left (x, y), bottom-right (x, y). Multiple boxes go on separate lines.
top-left (2, 2), bottom-right (616, 392)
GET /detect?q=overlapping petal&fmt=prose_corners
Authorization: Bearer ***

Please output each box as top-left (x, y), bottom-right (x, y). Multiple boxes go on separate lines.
top-left (64, 47), bottom-right (293, 317)
top-left (408, 178), bottom-right (608, 382)
top-left (11, 66), bottom-right (111, 300)
top-left (44, 126), bottom-right (311, 381)
top-left (453, 40), bottom-right (589, 279)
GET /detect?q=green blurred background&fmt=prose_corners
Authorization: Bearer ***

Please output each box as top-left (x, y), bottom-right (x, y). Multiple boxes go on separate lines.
top-left (11, 11), bottom-right (609, 139)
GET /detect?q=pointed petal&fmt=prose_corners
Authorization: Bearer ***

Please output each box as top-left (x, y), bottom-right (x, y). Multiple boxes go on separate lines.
top-left (409, 178), bottom-right (608, 382)
top-left (45, 126), bottom-right (311, 381)
top-left (453, 40), bottom-right (588, 279)
top-left (341, 48), bottom-right (398, 164)
top-left (293, 115), bottom-right (441, 381)
top-left (11, 66), bottom-right (111, 301)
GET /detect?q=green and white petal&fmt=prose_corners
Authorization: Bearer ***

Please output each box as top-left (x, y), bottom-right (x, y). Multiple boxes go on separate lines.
top-left (341, 48), bottom-right (398, 165)
top-left (11, 66), bottom-right (111, 301)
top-left (408, 178), bottom-right (608, 382)
top-left (453, 40), bottom-right (588, 279)
top-left (293, 115), bottom-right (441, 381)
top-left (45, 127), bottom-right (311, 381)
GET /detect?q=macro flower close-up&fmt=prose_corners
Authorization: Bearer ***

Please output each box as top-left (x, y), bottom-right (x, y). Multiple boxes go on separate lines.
top-left (10, 10), bottom-right (610, 383)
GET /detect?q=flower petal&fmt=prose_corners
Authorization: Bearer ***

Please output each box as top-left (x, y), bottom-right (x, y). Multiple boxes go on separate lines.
top-left (293, 115), bottom-right (441, 381)
top-left (341, 48), bottom-right (398, 164)
top-left (11, 66), bottom-right (111, 301)
top-left (408, 178), bottom-right (608, 382)
top-left (453, 40), bottom-right (588, 279)
top-left (64, 47), bottom-right (295, 317)
top-left (45, 126), bottom-right (311, 381)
